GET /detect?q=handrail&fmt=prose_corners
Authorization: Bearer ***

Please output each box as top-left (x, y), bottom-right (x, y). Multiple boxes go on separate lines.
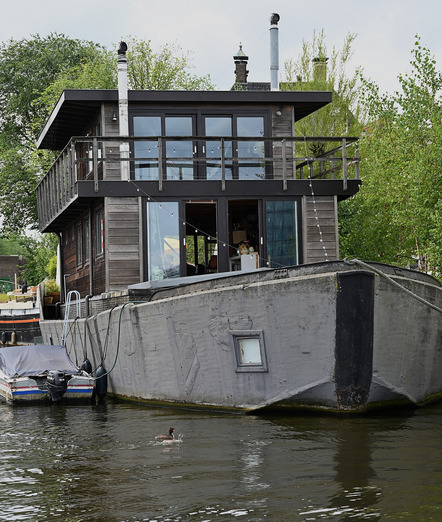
top-left (61, 290), bottom-right (81, 348)
top-left (36, 135), bottom-right (360, 230)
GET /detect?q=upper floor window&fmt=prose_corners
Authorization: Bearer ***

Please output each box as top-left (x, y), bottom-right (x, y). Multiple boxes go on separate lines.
top-left (134, 116), bottom-right (161, 180)
top-left (132, 112), bottom-right (268, 181)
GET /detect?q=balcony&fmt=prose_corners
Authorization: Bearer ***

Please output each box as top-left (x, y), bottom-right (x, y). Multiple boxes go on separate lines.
top-left (36, 135), bottom-right (360, 232)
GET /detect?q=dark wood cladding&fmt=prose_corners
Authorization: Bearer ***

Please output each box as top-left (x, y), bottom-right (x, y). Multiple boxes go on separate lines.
top-left (303, 195), bottom-right (339, 262)
top-left (35, 87), bottom-right (361, 298)
top-left (63, 202), bottom-right (106, 298)
top-left (37, 90), bottom-right (332, 150)
top-left (106, 197), bottom-right (140, 291)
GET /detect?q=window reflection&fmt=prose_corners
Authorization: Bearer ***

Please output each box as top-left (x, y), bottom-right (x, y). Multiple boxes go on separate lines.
top-left (205, 117), bottom-right (233, 180)
top-left (147, 202), bottom-right (180, 281)
top-left (266, 201), bottom-right (298, 268)
top-left (134, 116), bottom-right (161, 180)
top-left (238, 338), bottom-right (262, 364)
top-left (237, 117), bottom-right (265, 180)
top-left (165, 117), bottom-right (194, 180)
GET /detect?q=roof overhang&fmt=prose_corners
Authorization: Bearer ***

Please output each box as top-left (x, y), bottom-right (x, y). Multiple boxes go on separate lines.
top-left (37, 89), bottom-right (332, 151)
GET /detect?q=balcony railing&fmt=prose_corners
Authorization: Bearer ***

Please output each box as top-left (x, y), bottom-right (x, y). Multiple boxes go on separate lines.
top-left (37, 135), bottom-right (359, 230)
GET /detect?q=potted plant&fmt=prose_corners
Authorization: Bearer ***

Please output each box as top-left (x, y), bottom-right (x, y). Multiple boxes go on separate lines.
top-left (44, 279), bottom-right (60, 304)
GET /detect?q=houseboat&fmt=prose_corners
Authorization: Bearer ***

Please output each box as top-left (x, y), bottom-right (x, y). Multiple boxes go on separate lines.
top-left (35, 16), bottom-right (442, 413)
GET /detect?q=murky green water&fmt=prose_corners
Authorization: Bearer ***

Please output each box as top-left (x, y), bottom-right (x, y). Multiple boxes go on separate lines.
top-left (0, 400), bottom-right (441, 521)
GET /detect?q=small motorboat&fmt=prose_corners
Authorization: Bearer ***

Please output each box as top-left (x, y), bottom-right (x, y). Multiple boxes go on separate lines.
top-left (0, 344), bottom-right (95, 404)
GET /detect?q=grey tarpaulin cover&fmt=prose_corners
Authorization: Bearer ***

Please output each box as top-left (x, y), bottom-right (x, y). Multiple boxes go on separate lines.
top-left (0, 345), bottom-right (78, 377)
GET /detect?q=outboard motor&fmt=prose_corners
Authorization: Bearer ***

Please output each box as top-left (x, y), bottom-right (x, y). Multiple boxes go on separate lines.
top-left (46, 370), bottom-right (68, 401)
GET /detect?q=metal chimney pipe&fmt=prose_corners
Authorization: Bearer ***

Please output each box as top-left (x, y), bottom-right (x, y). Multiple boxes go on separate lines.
top-left (270, 13), bottom-right (280, 91)
top-left (117, 42), bottom-right (130, 180)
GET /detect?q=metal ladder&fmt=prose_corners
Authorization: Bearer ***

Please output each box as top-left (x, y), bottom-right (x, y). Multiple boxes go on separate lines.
top-left (61, 290), bottom-right (81, 347)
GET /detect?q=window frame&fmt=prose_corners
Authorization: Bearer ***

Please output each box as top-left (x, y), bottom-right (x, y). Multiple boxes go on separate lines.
top-left (76, 223), bottom-right (83, 268)
top-left (230, 330), bottom-right (268, 373)
top-left (83, 217), bottom-right (90, 264)
top-left (95, 208), bottom-right (104, 258)
top-left (130, 109), bottom-right (271, 181)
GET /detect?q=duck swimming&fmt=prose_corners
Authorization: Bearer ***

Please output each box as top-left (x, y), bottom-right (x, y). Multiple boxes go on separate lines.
top-left (155, 428), bottom-right (175, 440)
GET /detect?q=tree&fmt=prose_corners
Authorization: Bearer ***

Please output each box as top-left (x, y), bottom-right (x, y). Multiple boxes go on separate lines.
top-left (0, 35), bottom-right (214, 235)
top-left (0, 34), bottom-right (110, 234)
top-left (0, 236), bottom-right (21, 255)
top-left (125, 38), bottom-right (213, 90)
top-left (16, 234), bottom-right (59, 286)
top-left (339, 37), bottom-right (442, 275)
top-left (0, 34), bottom-right (107, 145)
top-left (283, 30), bottom-right (365, 153)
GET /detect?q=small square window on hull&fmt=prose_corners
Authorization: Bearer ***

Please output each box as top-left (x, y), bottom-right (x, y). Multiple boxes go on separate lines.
top-left (231, 330), bottom-right (267, 373)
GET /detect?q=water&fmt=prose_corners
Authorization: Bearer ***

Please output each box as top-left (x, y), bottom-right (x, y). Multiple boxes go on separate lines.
top-left (1, 401), bottom-right (441, 521)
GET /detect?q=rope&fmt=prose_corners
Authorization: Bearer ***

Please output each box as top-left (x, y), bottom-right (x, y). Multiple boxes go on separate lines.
top-left (344, 258), bottom-right (442, 314)
top-left (93, 301), bottom-right (148, 380)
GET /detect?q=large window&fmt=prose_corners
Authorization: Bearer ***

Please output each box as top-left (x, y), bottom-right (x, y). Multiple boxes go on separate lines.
top-left (266, 200), bottom-right (298, 268)
top-left (132, 112), bottom-right (267, 181)
top-left (237, 116), bottom-right (265, 180)
top-left (147, 202), bottom-right (180, 281)
top-left (165, 117), bottom-right (194, 180)
top-left (134, 116), bottom-right (161, 180)
top-left (204, 115), bottom-right (265, 180)
top-left (205, 117), bottom-right (233, 180)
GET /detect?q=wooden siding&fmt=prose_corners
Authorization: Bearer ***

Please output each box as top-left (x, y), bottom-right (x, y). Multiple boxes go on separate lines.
top-left (302, 195), bottom-right (339, 263)
top-left (61, 201), bottom-right (106, 298)
top-left (105, 197), bottom-right (141, 291)
top-left (102, 104), bottom-right (122, 181)
top-left (271, 105), bottom-right (295, 179)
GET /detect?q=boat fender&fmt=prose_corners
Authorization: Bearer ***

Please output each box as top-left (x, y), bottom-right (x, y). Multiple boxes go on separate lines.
top-left (81, 358), bottom-right (92, 374)
top-left (1, 331), bottom-right (5, 344)
top-left (11, 332), bottom-right (16, 344)
top-left (95, 365), bottom-right (108, 400)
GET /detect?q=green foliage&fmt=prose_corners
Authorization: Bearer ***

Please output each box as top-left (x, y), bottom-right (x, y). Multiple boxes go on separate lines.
top-left (124, 38), bottom-right (213, 90)
top-left (0, 34), bottom-right (214, 234)
top-left (16, 233), bottom-right (59, 286)
top-left (339, 37), bottom-right (442, 275)
top-left (43, 278), bottom-right (60, 295)
top-left (0, 34), bottom-right (110, 234)
top-left (0, 33), bottom-right (106, 144)
top-left (37, 47), bottom-right (116, 119)
top-left (47, 254), bottom-right (58, 279)
top-left (284, 30), bottom-right (366, 152)
top-left (0, 236), bottom-right (21, 255)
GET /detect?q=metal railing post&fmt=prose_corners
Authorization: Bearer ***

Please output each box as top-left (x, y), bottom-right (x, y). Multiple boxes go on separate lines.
top-left (342, 138), bottom-right (348, 190)
top-left (158, 137), bottom-right (163, 191)
top-left (93, 137), bottom-right (99, 192)
top-left (221, 138), bottom-right (226, 191)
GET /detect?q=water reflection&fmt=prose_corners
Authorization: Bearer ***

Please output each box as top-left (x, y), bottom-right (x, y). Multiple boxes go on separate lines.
top-left (0, 402), bottom-right (441, 520)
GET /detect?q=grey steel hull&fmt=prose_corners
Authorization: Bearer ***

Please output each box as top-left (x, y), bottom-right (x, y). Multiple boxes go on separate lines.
top-left (39, 261), bottom-right (442, 413)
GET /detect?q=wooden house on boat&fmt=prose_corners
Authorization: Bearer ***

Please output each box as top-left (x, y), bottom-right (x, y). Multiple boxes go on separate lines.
top-left (34, 16), bottom-right (442, 414)
top-left (36, 40), bottom-right (360, 307)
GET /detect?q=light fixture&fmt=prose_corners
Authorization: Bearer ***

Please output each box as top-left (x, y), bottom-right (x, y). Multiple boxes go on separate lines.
top-left (112, 111), bottom-right (118, 122)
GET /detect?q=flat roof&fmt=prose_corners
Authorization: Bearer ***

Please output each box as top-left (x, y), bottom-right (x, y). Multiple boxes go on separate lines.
top-left (37, 89), bottom-right (332, 150)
